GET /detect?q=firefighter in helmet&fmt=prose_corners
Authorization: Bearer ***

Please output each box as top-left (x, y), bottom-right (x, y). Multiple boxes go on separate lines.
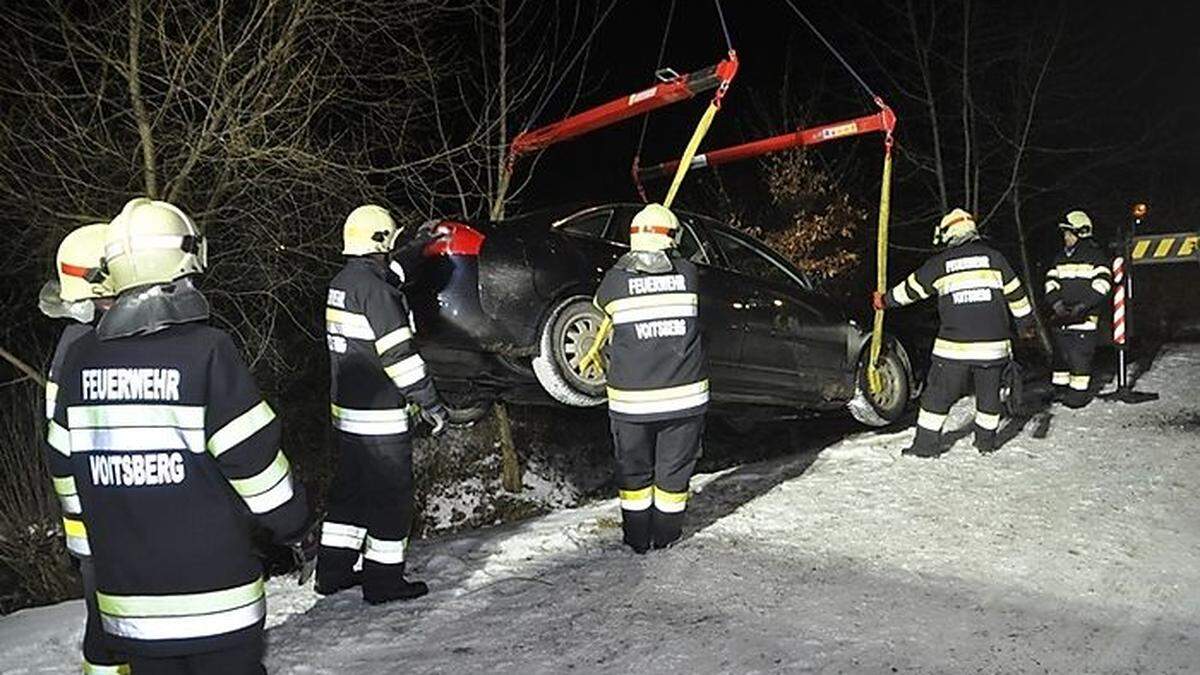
top-left (1044, 210), bottom-right (1111, 408)
top-left (39, 223), bottom-right (129, 675)
top-left (580, 203), bottom-right (708, 552)
top-left (316, 205), bottom-right (449, 603)
top-left (873, 208), bottom-right (1034, 456)
top-left (46, 198), bottom-right (310, 673)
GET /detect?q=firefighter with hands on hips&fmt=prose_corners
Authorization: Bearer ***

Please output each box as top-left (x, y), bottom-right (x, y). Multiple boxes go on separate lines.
top-left (873, 208), bottom-right (1035, 457)
top-left (38, 223), bottom-right (129, 675)
top-left (579, 203), bottom-right (708, 553)
top-left (1044, 210), bottom-right (1111, 408)
top-left (316, 205), bottom-right (451, 603)
top-left (46, 198), bottom-right (310, 674)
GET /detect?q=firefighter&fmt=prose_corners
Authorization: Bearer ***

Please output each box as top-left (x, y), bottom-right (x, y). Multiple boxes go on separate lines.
top-left (1044, 210), bottom-right (1112, 408)
top-left (38, 223), bottom-right (129, 675)
top-left (581, 203), bottom-right (708, 553)
top-left (316, 205), bottom-right (449, 603)
top-left (873, 208), bottom-right (1034, 456)
top-left (45, 198), bottom-right (309, 674)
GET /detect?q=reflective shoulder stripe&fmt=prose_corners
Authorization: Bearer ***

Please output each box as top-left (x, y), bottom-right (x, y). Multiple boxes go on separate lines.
top-left (326, 307), bottom-right (376, 341)
top-left (652, 486), bottom-right (688, 513)
top-left (1045, 279), bottom-right (1061, 293)
top-left (906, 272), bottom-right (930, 299)
top-left (932, 269), bottom-right (1003, 294)
top-left (385, 353), bottom-right (427, 388)
top-left (1002, 277), bottom-right (1022, 295)
top-left (619, 486), bottom-right (653, 511)
top-left (1046, 268), bottom-right (1060, 279)
top-left (44, 381), bottom-right (58, 420)
top-left (363, 535), bottom-right (407, 565)
top-left (69, 405), bottom-right (205, 430)
top-left (97, 578), bottom-right (265, 640)
top-left (47, 421), bottom-right (70, 456)
top-left (375, 327), bottom-right (413, 355)
top-left (932, 339), bottom-right (1011, 361)
top-left (208, 401), bottom-right (275, 457)
top-left (331, 405), bottom-right (409, 436)
top-left (605, 292), bottom-right (697, 315)
top-left (229, 450), bottom-right (294, 514)
top-left (607, 380), bottom-right (709, 416)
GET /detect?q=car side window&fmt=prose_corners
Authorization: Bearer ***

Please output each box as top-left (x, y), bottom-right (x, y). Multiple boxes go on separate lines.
top-left (558, 210), bottom-right (612, 239)
top-left (711, 230), bottom-right (804, 288)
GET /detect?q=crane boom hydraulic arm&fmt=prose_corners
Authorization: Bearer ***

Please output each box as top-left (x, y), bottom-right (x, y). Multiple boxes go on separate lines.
top-left (508, 58), bottom-right (739, 159)
top-left (634, 103), bottom-right (896, 181)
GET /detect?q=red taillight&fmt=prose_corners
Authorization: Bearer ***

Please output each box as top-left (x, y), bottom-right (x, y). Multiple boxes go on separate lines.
top-left (423, 221), bottom-right (485, 257)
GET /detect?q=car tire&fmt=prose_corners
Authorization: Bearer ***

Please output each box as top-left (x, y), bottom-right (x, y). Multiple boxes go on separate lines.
top-left (531, 296), bottom-right (607, 408)
top-left (847, 340), bottom-right (912, 427)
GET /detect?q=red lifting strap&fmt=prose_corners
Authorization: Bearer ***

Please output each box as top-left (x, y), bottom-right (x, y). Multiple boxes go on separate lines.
top-left (508, 57), bottom-right (738, 159)
top-left (636, 100), bottom-right (896, 182)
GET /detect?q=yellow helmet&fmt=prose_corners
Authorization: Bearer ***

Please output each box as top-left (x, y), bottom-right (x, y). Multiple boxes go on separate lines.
top-left (933, 208), bottom-right (978, 246)
top-left (630, 203), bottom-right (679, 252)
top-left (342, 205), bottom-right (399, 255)
top-left (1059, 210), bottom-right (1093, 238)
top-left (105, 198), bottom-right (206, 293)
top-left (56, 223), bottom-right (114, 302)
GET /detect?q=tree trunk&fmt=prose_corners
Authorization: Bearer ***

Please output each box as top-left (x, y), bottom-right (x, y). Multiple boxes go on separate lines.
top-left (490, 0), bottom-right (508, 221)
top-left (1012, 187), bottom-right (1053, 356)
top-left (127, 0), bottom-right (158, 198)
top-left (493, 401), bottom-right (522, 493)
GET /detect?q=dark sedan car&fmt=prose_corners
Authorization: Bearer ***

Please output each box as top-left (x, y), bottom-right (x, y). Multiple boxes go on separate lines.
top-left (406, 203), bottom-right (917, 426)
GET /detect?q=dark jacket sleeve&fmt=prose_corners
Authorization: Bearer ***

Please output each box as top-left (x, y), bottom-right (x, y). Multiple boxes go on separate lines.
top-left (46, 340), bottom-right (87, 557)
top-left (1081, 246), bottom-right (1113, 310)
top-left (886, 257), bottom-right (938, 308)
top-left (363, 281), bottom-right (441, 409)
top-left (205, 333), bottom-right (308, 544)
top-left (996, 254), bottom-right (1034, 329)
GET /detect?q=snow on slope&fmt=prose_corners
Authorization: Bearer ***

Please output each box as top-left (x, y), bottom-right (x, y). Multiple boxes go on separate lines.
top-left (3, 346), bottom-right (1199, 674)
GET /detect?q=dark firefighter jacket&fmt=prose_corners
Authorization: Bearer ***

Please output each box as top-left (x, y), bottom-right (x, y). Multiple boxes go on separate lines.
top-left (1044, 238), bottom-right (1112, 331)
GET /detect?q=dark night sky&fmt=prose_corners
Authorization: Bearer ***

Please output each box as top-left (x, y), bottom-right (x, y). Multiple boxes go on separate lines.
top-left (517, 1), bottom-right (1200, 246)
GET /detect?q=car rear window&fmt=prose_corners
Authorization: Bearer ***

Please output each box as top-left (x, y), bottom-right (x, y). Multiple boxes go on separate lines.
top-left (558, 210), bottom-right (612, 239)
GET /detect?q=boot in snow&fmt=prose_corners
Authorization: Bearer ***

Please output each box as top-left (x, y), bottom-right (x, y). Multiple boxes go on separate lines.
top-left (315, 570), bottom-right (362, 596)
top-left (902, 427), bottom-right (941, 458)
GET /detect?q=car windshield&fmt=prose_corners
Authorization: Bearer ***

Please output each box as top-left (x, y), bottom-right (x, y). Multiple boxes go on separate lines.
top-left (710, 229), bottom-right (810, 289)
top-left (562, 207), bottom-right (709, 264)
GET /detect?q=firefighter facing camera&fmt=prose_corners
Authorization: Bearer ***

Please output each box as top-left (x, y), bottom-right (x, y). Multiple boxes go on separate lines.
top-left (1045, 210), bottom-right (1111, 408)
top-left (874, 208), bottom-right (1035, 457)
top-left (581, 203), bottom-right (709, 553)
top-left (39, 223), bottom-right (130, 675)
top-left (316, 204), bottom-right (450, 604)
top-left (46, 198), bottom-right (310, 673)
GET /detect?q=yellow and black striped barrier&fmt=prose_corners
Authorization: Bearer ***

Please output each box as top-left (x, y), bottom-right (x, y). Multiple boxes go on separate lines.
top-left (1130, 232), bottom-right (1199, 265)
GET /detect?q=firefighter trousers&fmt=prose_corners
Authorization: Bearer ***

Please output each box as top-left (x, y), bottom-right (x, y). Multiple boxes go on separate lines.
top-left (81, 557), bottom-right (129, 673)
top-left (317, 431), bottom-right (415, 600)
top-left (126, 634), bottom-right (264, 674)
top-left (1052, 328), bottom-right (1098, 407)
top-left (912, 357), bottom-right (1003, 454)
top-left (611, 416), bottom-right (704, 552)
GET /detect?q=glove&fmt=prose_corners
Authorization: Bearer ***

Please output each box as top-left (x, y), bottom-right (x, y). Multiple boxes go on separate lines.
top-left (870, 291), bottom-right (886, 312)
top-left (1051, 300), bottom-right (1072, 325)
top-left (288, 521), bottom-right (320, 586)
top-left (1018, 323), bottom-right (1038, 341)
top-left (1066, 302), bottom-right (1090, 323)
top-left (419, 402), bottom-right (449, 438)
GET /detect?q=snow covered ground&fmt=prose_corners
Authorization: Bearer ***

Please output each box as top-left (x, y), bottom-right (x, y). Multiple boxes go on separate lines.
top-left (3, 345), bottom-right (1199, 673)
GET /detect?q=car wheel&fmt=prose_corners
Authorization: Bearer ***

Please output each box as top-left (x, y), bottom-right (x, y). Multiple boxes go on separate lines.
top-left (847, 342), bottom-right (911, 427)
top-left (531, 296), bottom-right (607, 407)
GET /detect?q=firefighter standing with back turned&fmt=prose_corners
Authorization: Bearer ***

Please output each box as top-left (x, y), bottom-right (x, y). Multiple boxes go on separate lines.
top-left (1044, 210), bottom-right (1112, 408)
top-left (581, 203), bottom-right (708, 553)
top-left (47, 198), bottom-right (310, 673)
top-left (316, 205), bottom-right (449, 603)
top-left (39, 223), bottom-right (129, 675)
top-left (874, 208), bottom-right (1035, 456)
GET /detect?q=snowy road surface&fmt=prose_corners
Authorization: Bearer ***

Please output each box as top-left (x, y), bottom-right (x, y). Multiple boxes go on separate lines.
top-left (3, 345), bottom-right (1199, 673)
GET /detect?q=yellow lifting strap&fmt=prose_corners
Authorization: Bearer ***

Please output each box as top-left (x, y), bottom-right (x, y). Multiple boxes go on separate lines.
top-left (663, 51), bottom-right (738, 208)
top-left (867, 137), bottom-right (894, 394)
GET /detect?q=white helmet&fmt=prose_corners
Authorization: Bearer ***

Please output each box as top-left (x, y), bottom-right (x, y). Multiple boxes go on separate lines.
top-left (1058, 210), bottom-right (1093, 238)
top-left (629, 203), bottom-right (680, 252)
top-left (342, 205), bottom-right (399, 255)
top-left (933, 208), bottom-right (978, 246)
top-left (56, 223), bottom-right (114, 302)
top-left (105, 198), bottom-right (206, 293)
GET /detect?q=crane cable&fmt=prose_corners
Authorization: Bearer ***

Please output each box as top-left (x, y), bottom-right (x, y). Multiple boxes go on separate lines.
top-left (777, 0), bottom-right (895, 394)
top-left (661, 0), bottom-right (738, 208)
top-left (632, 0), bottom-right (678, 202)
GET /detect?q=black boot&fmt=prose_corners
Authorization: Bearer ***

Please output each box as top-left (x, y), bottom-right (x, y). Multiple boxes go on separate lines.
top-left (315, 569), bottom-right (362, 596)
top-left (622, 508), bottom-right (652, 554)
top-left (974, 427), bottom-right (997, 455)
top-left (362, 562), bottom-right (429, 605)
top-left (651, 510), bottom-right (684, 550)
top-left (902, 427), bottom-right (942, 458)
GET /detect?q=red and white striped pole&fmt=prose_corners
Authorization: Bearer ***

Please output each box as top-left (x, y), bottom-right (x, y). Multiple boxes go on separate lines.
top-left (1112, 255), bottom-right (1128, 391)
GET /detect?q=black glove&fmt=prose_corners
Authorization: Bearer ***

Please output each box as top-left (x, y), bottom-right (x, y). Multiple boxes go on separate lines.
top-left (1051, 300), bottom-right (1070, 320)
top-left (389, 221), bottom-right (449, 283)
top-left (1066, 302), bottom-right (1091, 323)
top-left (288, 521), bottom-right (320, 586)
top-left (1018, 322), bottom-right (1038, 341)
top-left (419, 402), bottom-right (449, 438)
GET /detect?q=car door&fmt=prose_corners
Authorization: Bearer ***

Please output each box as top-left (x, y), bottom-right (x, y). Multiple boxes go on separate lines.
top-left (707, 228), bottom-right (849, 403)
